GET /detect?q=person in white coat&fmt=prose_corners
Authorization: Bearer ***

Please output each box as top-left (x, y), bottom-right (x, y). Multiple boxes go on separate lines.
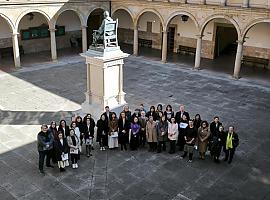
top-left (168, 117), bottom-right (179, 154)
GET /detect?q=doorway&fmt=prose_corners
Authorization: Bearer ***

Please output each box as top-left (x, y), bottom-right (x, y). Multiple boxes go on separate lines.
top-left (167, 27), bottom-right (175, 53)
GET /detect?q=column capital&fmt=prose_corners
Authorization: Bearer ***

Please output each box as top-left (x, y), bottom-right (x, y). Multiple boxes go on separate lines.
top-left (196, 34), bottom-right (203, 39)
top-left (236, 40), bottom-right (244, 45)
top-left (162, 30), bottom-right (168, 34)
top-left (12, 32), bottom-right (19, 36)
top-left (49, 28), bottom-right (56, 32)
top-left (81, 25), bottom-right (87, 29)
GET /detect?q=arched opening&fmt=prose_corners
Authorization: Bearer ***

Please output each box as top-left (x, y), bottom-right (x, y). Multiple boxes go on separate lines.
top-left (241, 22), bottom-right (270, 80)
top-left (55, 10), bottom-right (82, 57)
top-left (165, 13), bottom-right (199, 66)
top-left (112, 9), bottom-right (134, 54)
top-left (137, 11), bottom-right (163, 60)
top-left (200, 18), bottom-right (239, 75)
top-left (0, 15), bottom-right (14, 69)
top-left (87, 8), bottom-right (104, 47)
top-left (18, 12), bottom-right (51, 65)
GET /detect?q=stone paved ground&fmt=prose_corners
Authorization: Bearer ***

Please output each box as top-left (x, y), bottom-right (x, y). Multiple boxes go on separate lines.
top-left (0, 55), bottom-right (270, 200)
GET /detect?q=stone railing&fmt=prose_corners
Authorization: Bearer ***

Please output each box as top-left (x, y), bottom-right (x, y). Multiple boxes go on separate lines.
top-left (150, 0), bottom-right (270, 9)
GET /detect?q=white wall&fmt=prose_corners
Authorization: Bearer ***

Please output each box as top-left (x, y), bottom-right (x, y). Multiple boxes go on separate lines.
top-left (56, 10), bottom-right (81, 31)
top-left (245, 22), bottom-right (270, 48)
top-left (138, 12), bottom-right (161, 33)
top-left (170, 16), bottom-right (197, 38)
top-left (0, 17), bottom-right (12, 38)
top-left (113, 10), bottom-right (133, 29)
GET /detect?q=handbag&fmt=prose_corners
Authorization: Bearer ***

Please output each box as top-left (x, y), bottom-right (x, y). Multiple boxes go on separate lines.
top-left (70, 148), bottom-right (79, 154)
top-left (111, 131), bottom-right (118, 138)
top-left (61, 153), bottom-right (68, 161)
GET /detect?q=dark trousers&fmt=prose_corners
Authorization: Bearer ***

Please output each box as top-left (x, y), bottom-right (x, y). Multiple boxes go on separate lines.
top-left (225, 148), bottom-right (235, 163)
top-left (182, 152), bottom-right (193, 160)
top-left (157, 141), bottom-right (166, 152)
top-left (169, 140), bottom-right (176, 154)
top-left (148, 142), bottom-right (157, 151)
top-left (38, 150), bottom-right (51, 171)
top-left (70, 154), bottom-right (78, 164)
top-left (86, 145), bottom-right (91, 156)
top-left (140, 131), bottom-right (146, 146)
top-left (120, 143), bottom-right (127, 150)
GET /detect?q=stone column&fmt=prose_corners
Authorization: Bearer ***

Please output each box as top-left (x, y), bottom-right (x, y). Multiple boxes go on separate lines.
top-left (161, 31), bottom-right (168, 63)
top-left (49, 28), bottom-right (57, 62)
top-left (118, 63), bottom-right (126, 104)
top-left (242, 0), bottom-right (249, 7)
top-left (133, 27), bottom-right (138, 56)
top-left (233, 40), bottom-right (244, 79)
top-left (194, 35), bottom-right (203, 70)
top-left (221, 0), bottom-right (227, 6)
top-left (12, 32), bottom-right (21, 68)
top-left (81, 25), bottom-right (87, 53)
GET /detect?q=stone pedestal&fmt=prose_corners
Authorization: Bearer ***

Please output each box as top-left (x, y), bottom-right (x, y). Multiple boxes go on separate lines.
top-left (81, 47), bottom-right (129, 118)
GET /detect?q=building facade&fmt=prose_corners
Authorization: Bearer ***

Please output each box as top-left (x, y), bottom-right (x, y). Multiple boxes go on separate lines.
top-left (0, 0), bottom-right (269, 78)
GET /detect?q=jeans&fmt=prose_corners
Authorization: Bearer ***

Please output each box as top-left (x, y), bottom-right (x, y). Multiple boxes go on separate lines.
top-left (169, 140), bottom-right (176, 153)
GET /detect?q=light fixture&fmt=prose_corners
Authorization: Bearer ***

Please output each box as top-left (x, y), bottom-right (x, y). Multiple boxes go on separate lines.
top-left (181, 15), bottom-right (189, 22)
top-left (27, 13), bottom-right (34, 21)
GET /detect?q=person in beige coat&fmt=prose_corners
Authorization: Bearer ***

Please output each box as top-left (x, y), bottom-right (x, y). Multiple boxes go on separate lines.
top-left (146, 116), bottom-right (157, 152)
top-left (198, 121), bottom-right (210, 160)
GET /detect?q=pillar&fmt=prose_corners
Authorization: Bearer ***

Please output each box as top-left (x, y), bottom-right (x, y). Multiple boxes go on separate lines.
top-left (12, 32), bottom-right (21, 68)
top-left (161, 31), bottom-right (168, 63)
top-left (133, 27), bottom-right (138, 56)
top-left (221, 0), bottom-right (227, 6)
top-left (242, 0), bottom-right (249, 7)
top-left (49, 28), bottom-right (57, 62)
top-left (118, 63), bottom-right (126, 104)
top-left (81, 25), bottom-right (87, 53)
top-left (233, 40), bottom-right (244, 79)
top-left (194, 35), bottom-right (202, 70)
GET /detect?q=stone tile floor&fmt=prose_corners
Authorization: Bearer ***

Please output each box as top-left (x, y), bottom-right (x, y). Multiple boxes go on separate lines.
top-left (0, 55), bottom-right (270, 200)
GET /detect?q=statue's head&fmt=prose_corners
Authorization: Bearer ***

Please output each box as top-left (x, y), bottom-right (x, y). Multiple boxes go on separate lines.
top-left (103, 11), bottom-right (110, 18)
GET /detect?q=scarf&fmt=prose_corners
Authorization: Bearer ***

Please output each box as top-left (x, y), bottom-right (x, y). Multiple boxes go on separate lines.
top-left (226, 132), bottom-right (233, 150)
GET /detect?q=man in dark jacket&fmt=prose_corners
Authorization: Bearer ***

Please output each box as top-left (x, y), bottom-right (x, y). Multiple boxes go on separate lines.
top-left (175, 105), bottom-right (190, 124)
top-left (224, 126), bottom-right (239, 164)
top-left (37, 124), bottom-right (54, 174)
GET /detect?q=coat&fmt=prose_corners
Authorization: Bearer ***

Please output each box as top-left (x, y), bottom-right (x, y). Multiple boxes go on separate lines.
top-left (146, 111), bottom-right (157, 121)
top-left (168, 122), bottom-right (178, 141)
top-left (83, 118), bottom-right (95, 140)
top-left (210, 121), bottom-right (222, 139)
top-left (67, 135), bottom-right (80, 153)
top-left (175, 111), bottom-right (190, 124)
top-left (225, 131), bottom-right (239, 149)
top-left (109, 118), bottom-right (118, 133)
top-left (96, 119), bottom-right (109, 143)
top-left (53, 138), bottom-right (69, 161)
top-left (164, 111), bottom-right (174, 122)
top-left (58, 125), bottom-right (70, 138)
top-left (118, 118), bottom-right (130, 144)
top-left (37, 131), bottom-right (54, 151)
top-left (198, 127), bottom-right (210, 153)
top-left (157, 121), bottom-right (168, 142)
top-left (146, 121), bottom-right (157, 143)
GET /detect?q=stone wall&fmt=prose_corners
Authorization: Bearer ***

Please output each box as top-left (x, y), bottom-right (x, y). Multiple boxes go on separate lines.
top-left (0, 37), bottom-right (12, 48)
top-left (243, 46), bottom-right (270, 68)
top-left (138, 31), bottom-right (162, 50)
top-left (15, 30), bottom-right (82, 54)
top-left (118, 28), bottom-right (133, 45)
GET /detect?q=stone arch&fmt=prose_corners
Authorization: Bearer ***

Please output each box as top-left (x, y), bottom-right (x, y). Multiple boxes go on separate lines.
top-left (52, 8), bottom-right (84, 28)
top-left (134, 8), bottom-right (165, 30)
top-left (242, 18), bottom-right (270, 40)
top-left (15, 9), bottom-right (50, 30)
top-left (0, 13), bottom-right (15, 30)
top-left (165, 11), bottom-right (199, 32)
top-left (199, 14), bottom-right (241, 38)
top-left (112, 6), bottom-right (135, 25)
top-left (86, 7), bottom-right (106, 22)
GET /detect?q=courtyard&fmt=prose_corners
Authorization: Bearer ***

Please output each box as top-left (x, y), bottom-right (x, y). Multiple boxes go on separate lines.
top-left (0, 55), bottom-right (270, 200)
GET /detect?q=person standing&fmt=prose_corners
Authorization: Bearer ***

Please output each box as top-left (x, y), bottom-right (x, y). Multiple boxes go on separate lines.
top-left (177, 114), bottom-right (189, 151)
top-left (157, 115), bottom-right (168, 153)
top-left (67, 129), bottom-right (80, 169)
top-left (75, 116), bottom-right (85, 151)
top-left (156, 104), bottom-right (163, 121)
top-left (146, 106), bottom-right (158, 121)
top-left (164, 104), bottom-right (174, 122)
top-left (209, 116), bottom-right (222, 154)
top-left (96, 114), bottom-right (109, 151)
top-left (130, 117), bottom-right (141, 150)
top-left (123, 105), bottom-right (132, 122)
top-left (146, 116), bottom-right (158, 152)
top-left (139, 110), bottom-right (147, 147)
top-left (84, 117), bottom-right (95, 157)
top-left (175, 105), bottom-right (190, 123)
top-left (168, 117), bottom-right (178, 154)
top-left (180, 120), bottom-right (197, 162)
top-left (197, 121), bottom-right (210, 160)
top-left (118, 112), bottom-right (130, 151)
top-left (54, 132), bottom-right (69, 172)
top-left (108, 112), bottom-right (119, 149)
top-left (102, 106), bottom-right (113, 125)
top-left (193, 114), bottom-right (202, 132)
top-left (58, 120), bottom-right (70, 138)
top-left (224, 126), bottom-right (239, 164)
top-left (49, 121), bottom-right (58, 164)
top-left (211, 125), bottom-right (225, 163)
top-left (37, 124), bottom-right (54, 174)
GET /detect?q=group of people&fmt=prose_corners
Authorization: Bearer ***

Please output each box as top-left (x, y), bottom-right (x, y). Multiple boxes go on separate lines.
top-left (37, 104), bottom-right (239, 174)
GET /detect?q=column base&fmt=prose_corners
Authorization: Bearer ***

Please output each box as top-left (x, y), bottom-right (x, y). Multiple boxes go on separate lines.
top-left (232, 75), bottom-right (241, 80)
top-left (192, 67), bottom-right (201, 71)
top-left (52, 59), bottom-right (58, 63)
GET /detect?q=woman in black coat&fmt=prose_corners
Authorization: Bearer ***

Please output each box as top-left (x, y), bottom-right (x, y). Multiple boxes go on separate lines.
top-left (146, 106), bottom-right (158, 121)
top-left (164, 104), bottom-right (174, 122)
top-left (58, 120), bottom-right (70, 138)
top-left (210, 125), bottom-right (225, 163)
top-left (54, 131), bottom-right (69, 172)
top-left (177, 114), bottom-right (189, 151)
top-left (118, 112), bottom-right (130, 151)
top-left (96, 114), bottom-right (109, 151)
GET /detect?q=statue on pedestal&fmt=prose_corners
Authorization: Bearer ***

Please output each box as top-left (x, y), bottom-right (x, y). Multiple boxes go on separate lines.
top-left (92, 11), bottom-right (118, 49)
